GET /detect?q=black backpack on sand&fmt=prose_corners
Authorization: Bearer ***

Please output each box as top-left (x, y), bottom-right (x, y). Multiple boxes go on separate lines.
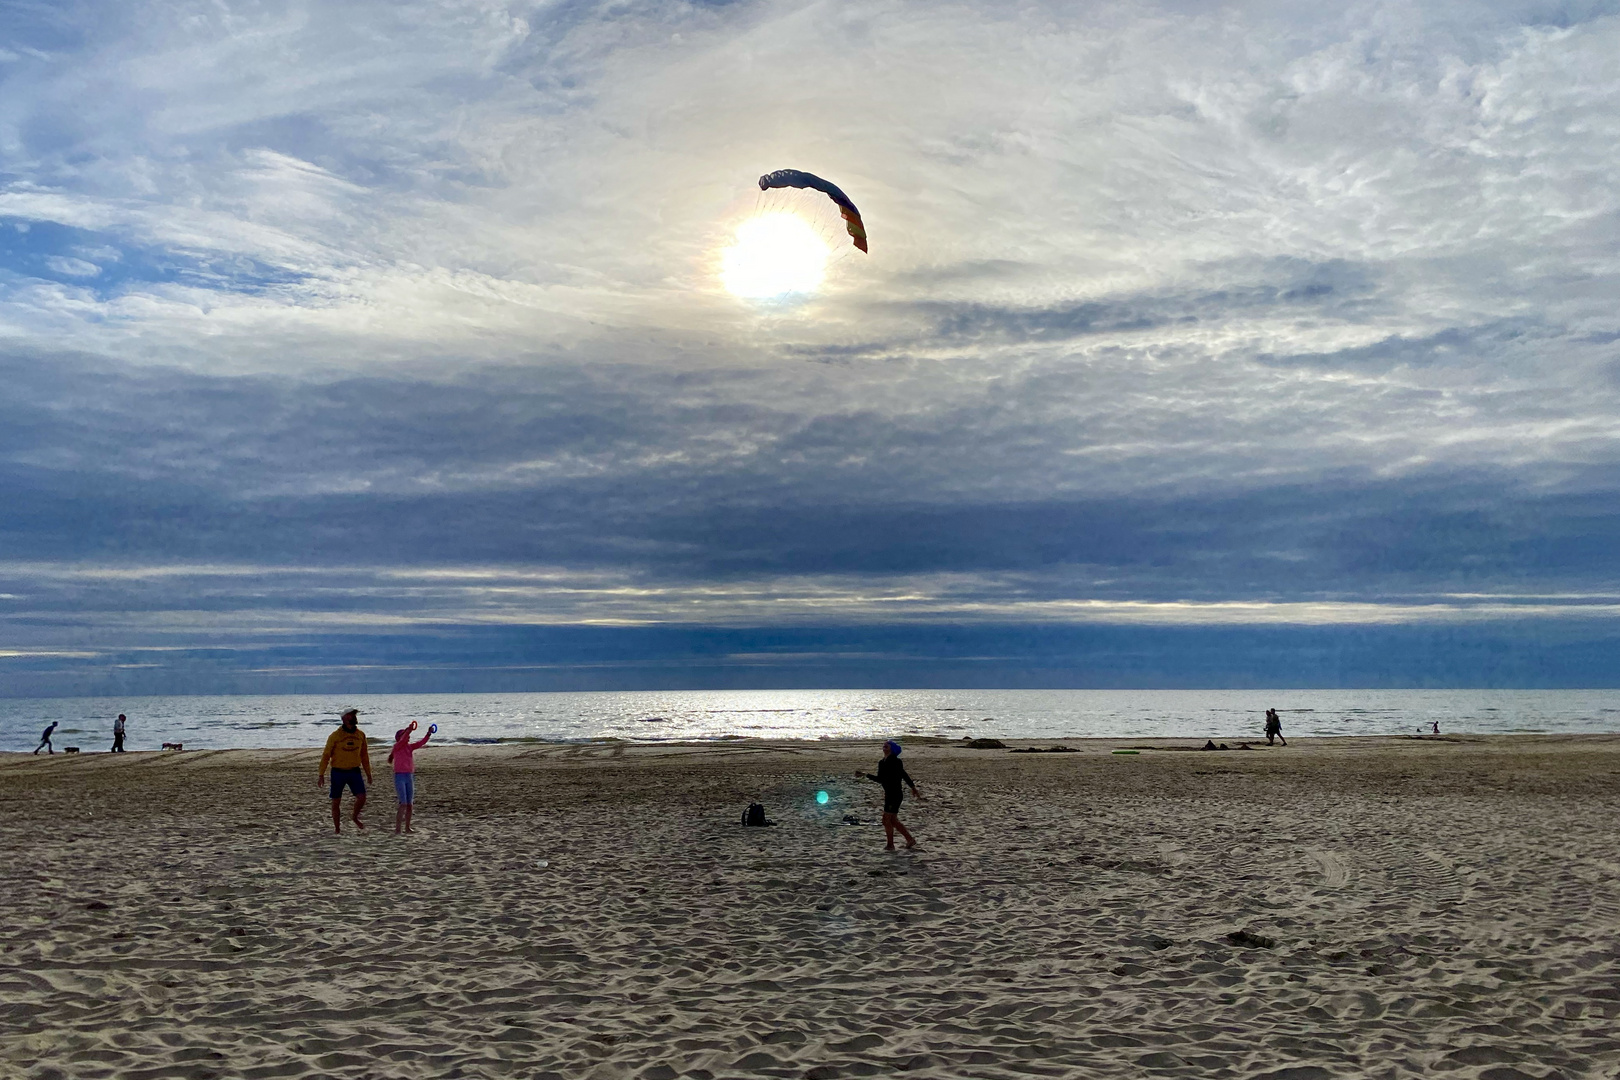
top-left (742, 803), bottom-right (768, 827)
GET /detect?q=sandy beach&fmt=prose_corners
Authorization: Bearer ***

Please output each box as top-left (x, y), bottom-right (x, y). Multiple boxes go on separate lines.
top-left (4, 734), bottom-right (1620, 1079)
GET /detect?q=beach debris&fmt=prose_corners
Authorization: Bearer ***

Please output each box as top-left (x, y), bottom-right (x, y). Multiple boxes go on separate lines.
top-left (1111, 749), bottom-right (1140, 755)
top-left (841, 814), bottom-right (864, 825)
top-left (1203, 740), bottom-right (1219, 750)
top-left (1225, 929), bottom-right (1277, 950)
top-left (162, 742), bottom-right (184, 751)
top-left (1009, 745), bottom-right (1078, 754)
top-left (64, 747), bottom-right (79, 754)
top-left (84, 900), bottom-right (110, 911)
top-left (741, 803), bottom-right (775, 827)
top-left (962, 737), bottom-right (1006, 749)
top-left (537, 860), bottom-right (549, 868)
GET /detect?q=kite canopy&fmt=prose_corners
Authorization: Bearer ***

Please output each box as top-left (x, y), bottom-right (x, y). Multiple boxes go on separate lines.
top-left (758, 169), bottom-right (868, 252)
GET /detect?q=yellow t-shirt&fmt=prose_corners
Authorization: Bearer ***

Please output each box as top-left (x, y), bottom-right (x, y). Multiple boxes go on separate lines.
top-left (320, 726), bottom-right (370, 772)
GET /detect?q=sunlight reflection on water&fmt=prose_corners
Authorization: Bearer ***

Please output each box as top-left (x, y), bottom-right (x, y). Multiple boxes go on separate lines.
top-left (4, 688), bottom-right (1620, 752)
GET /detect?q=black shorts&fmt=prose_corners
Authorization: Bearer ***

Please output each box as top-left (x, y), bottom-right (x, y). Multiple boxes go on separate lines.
top-left (884, 789), bottom-right (904, 815)
top-left (330, 768), bottom-right (366, 798)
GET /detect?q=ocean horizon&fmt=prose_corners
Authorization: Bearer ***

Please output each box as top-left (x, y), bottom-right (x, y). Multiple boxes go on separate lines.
top-left (5, 687), bottom-right (1620, 754)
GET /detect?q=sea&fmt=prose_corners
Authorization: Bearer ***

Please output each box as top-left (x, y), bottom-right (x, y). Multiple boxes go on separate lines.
top-left (3, 688), bottom-right (1620, 754)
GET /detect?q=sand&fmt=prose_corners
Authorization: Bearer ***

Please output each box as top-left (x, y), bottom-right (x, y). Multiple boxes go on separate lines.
top-left (4, 734), bottom-right (1620, 1080)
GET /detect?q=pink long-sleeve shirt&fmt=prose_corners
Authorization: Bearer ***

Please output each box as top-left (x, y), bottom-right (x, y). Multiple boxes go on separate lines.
top-left (390, 734), bottom-right (430, 774)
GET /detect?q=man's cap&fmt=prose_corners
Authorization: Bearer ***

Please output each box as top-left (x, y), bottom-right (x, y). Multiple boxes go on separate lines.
top-left (340, 708), bottom-right (360, 719)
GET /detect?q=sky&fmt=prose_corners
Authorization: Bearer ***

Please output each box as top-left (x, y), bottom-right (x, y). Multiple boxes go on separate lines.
top-left (2, 0), bottom-right (1620, 694)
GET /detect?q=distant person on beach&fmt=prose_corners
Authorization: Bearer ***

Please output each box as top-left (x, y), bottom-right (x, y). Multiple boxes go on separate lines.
top-left (34, 722), bottom-right (58, 755)
top-left (112, 714), bottom-right (126, 753)
top-left (857, 740), bottom-right (922, 850)
top-left (387, 722), bottom-right (433, 834)
top-left (1431, 720), bottom-right (1440, 736)
top-left (1264, 709), bottom-right (1286, 746)
top-left (317, 709), bottom-right (372, 834)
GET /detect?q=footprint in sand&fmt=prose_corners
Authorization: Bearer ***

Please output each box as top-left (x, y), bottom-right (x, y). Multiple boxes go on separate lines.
top-left (1303, 849), bottom-right (1350, 888)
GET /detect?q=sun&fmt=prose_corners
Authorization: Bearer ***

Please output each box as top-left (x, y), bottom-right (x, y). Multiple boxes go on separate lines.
top-left (720, 212), bottom-right (830, 299)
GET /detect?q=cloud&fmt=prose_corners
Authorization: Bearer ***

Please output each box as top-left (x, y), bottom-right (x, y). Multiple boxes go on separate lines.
top-left (0, 1), bottom-right (1619, 687)
top-left (42, 254), bottom-right (99, 277)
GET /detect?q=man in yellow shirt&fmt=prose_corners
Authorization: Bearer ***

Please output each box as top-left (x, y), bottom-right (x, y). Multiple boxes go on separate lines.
top-left (317, 708), bottom-right (372, 833)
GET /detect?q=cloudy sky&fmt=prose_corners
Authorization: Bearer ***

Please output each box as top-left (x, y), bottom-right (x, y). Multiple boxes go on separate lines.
top-left (2, 0), bottom-right (1619, 693)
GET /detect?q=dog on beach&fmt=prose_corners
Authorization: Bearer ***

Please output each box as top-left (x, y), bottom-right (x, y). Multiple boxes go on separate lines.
top-left (161, 742), bottom-right (184, 751)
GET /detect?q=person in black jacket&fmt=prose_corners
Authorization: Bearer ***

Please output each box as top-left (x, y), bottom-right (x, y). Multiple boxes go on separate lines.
top-left (857, 740), bottom-right (922, 849)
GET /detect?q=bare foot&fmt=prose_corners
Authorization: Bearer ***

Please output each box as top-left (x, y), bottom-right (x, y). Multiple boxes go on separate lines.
top-left (884, 844), bottom-right (896, 850)
top-left (404, 827), bottom-right (413, 834)
top-left (393, 827), bottom-right (401, 834)
top-left (353, 818), bottom-right (365, 831)
top-left (905, 840), bottom-right (917, 849)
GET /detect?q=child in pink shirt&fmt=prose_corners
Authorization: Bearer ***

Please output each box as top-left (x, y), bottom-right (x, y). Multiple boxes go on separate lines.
top-left (387, 722), bottom-right (433, 834)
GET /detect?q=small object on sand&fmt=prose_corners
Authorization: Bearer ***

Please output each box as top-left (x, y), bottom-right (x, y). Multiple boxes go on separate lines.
top-left (842, 814), bottom-right (864, 825)
top-left (1225, 929), bottom-right (1276, 949)
top-left (85, 900), bottom-right (110, 911)
top-left (816, 790), bottom-right (830, 804)
top-left (962, 737), bottom-right (1006, 749)
top-left (1202, 740), bottom-right (1219, 751)
top-left (64, 747), bottom-right (79, 754)
top-left (162, 742), bottom-right (184, 751)
top-left (1111, 749), bottom-right (1140, 755)
top-left (741, 803), bottom-right (773, 827)
top-left (536, 860), bottom-right (549, 868)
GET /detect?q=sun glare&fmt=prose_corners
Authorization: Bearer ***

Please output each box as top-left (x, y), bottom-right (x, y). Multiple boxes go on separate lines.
top-left (721, 212), bottom-right (829, 299)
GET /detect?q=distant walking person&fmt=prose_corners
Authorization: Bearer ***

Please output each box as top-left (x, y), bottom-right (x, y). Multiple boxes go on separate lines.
top-left (34, 722), bottom-right (58, 755)
top-left (857, 740), bottom-right (922, 850)
top-left (387, 722), bottom-right (433, 834)
top-left (1264, 708), bottom-right (1286, 746)
top-left (111, 714), bottom-right (127, 753)
top-left (317, 709), bottom-right (372, 834)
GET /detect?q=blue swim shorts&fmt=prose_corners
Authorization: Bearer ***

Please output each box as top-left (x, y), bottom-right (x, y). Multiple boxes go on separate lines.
top-left (329, 767), bottom-right (365, 799)
top-left (393, 771), bottom-right (415, 805)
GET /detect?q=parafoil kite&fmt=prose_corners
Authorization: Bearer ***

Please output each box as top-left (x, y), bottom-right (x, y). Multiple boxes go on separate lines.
top-left (758, 169), bottom-right (868, 252)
